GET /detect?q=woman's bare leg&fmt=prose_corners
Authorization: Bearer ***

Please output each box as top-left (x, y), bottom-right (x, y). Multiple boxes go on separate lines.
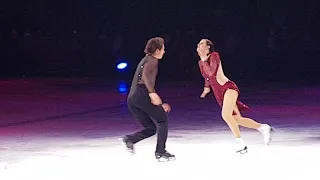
top-left (233, 106), bottom-right (261, 129)
top-left (222, 89), bottom-right (241, 138)
top-left (222, 89), bottom-right (248, 153)
top-left (233, 106), bottom-right (273, 145)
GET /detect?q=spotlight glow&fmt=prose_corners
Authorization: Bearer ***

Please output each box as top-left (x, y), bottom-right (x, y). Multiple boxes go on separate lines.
top-left (117, 62), bottom-right (127, 70)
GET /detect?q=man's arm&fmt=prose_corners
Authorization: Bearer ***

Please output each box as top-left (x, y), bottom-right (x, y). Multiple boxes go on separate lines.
top-left (141, 58), bottom-right (158, 93)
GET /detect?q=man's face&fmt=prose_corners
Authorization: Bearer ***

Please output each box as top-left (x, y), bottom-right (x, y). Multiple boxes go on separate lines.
top-left (156, 45), bottom-right (165, 59)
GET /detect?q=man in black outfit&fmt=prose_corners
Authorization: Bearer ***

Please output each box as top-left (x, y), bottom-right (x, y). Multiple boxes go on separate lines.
top-left (121, 37), bottom-right (175, 161)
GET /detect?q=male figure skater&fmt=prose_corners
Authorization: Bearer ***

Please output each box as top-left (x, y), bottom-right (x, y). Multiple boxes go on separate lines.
top-left (121, 37), bottom-right (175, 162)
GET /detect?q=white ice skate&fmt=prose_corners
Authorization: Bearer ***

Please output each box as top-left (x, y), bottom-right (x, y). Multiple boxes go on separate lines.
top-left (258, 124), bottom-right (274, 145)
top-left (236, 138), bottom-right (248, 154)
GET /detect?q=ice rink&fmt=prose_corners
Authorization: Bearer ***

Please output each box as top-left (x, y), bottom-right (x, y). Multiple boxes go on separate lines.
top-left (1, 78), bottom-right (319, 180)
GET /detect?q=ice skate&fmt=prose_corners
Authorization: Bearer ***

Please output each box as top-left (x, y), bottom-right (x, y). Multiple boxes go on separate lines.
top-left (258, 124), bottom-right (274, 145)
top-left (155, 151), bottom-right (175, 162)
top-left (118, 136), bottom-right (135, 154)
top-left (236, 138), bottom-right (248, 154)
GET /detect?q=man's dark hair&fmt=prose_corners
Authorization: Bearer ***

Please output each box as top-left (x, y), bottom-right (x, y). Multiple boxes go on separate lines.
top-left (144, 37), bottom-right (164, 55)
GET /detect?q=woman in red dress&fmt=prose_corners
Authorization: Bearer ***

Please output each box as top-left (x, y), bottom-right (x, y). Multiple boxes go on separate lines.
top-left (197, 39), bottom-right (273, 154)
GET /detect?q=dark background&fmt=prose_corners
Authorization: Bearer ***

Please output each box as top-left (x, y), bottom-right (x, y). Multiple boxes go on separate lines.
top-left (1, 0), bottom-right (319, 84)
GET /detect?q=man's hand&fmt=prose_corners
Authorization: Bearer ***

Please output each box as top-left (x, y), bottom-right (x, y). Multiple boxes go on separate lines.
top-left (149, 93), bottom-right (162, 105)
top-left (161, 103), bottom-right (171, 113)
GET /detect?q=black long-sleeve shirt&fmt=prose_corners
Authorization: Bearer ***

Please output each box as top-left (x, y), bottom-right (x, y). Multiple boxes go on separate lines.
top-left (130, 55), bottom-right (158, 93)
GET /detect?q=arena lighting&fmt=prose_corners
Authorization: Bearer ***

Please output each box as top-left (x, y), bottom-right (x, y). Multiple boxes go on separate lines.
top-left (117, 62), bottom-right (128, 70)
top-left (118, 81), bottom-right (127, 93)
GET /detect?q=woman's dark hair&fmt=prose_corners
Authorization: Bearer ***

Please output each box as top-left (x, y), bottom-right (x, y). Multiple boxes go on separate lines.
top-left (204, 39), bottom-right (215, 53)
top-left (144, 37), bottom-right (164, 55)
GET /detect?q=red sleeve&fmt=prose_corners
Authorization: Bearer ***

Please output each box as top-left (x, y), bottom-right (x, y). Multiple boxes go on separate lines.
top-left (204, 78), bottom-right (210, 87)
top-left (198, 61), bottom-right (210, 87)
top-left (214, 52), bottom-right (221, 65)
top-left (202, 52), bottom-right (219, 77)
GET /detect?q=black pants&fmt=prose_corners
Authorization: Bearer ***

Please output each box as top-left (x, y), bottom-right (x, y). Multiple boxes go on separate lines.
top-left (126, 85), bottom-right (168, 153)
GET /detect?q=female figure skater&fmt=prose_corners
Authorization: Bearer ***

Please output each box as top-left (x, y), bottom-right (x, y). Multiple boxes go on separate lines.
top-left (197, 39), bottom-right (273, 154)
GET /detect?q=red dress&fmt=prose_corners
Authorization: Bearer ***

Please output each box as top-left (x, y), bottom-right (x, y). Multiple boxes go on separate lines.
top-left (198, 52), bottom-right (249, 115)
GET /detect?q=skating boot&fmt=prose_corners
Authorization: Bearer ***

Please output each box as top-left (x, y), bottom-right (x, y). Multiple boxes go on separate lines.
top-left (155, 151), bottom-right (175, 162)
top-left (258, 124), bottom-right (274, 145)
top-left (236, 138), bottom-right (248, 154)
top-left (119, 136), bottom-right (135, 154)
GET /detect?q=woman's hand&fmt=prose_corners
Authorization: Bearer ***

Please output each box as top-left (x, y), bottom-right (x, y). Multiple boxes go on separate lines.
top-left (197, 47), bottom-right (209, 59)
top-left (200, 87), bottom-right (211, 98)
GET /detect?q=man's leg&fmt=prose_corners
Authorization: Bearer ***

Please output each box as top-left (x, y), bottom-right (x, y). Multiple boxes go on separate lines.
top-left (126, 101), bottom-right (157, 144)
top-left (142, 104), bottom-right (168, 153)
top-left (142, 104), bottom-right (175, 161)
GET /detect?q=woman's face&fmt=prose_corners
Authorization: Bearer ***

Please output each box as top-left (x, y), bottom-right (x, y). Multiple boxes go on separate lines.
top-left (197, 39), bottom-right (210, 56)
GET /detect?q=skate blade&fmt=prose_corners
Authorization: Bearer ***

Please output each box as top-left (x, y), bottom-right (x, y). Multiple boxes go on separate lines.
top-left (266, 137), bottom-right (272, 146)
top-left (157, 157), bottom-right (176, 162)
top-left (236, 146), bottom-right (248, 154)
